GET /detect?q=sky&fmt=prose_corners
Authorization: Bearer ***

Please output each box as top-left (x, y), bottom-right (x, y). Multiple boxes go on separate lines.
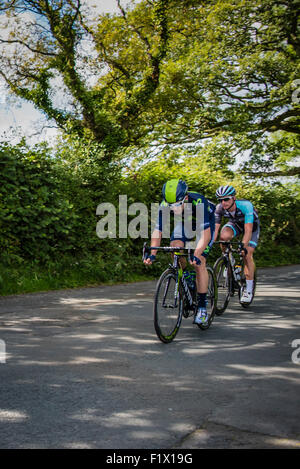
top-left (0, 0), bottom-right (135, 146)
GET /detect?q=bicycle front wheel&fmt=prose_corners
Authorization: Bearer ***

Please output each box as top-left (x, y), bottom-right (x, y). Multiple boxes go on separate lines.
top-left (154, 269), bottom-right (183, 343)
top-left (214, 256), bottom-right (232, 315)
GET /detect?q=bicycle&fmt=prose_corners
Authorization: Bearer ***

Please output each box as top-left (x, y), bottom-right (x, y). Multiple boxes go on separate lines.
top-left (213, 241), bottom-right (257, 315)
top-left (143, 243), bottom-right (217, 343)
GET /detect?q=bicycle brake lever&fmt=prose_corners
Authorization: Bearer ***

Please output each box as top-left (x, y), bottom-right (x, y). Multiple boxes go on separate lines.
top-left (239, 242), bottom-right (248, 255)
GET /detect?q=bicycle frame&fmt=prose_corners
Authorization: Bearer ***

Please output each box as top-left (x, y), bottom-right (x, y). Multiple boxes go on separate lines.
top-left (145, 243), bottom-right (218, 341)
top-left (217, 241), bottom-right (246, 287)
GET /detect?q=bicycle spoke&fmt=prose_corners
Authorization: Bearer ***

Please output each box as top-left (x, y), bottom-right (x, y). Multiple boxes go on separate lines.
top-left (154, 270), bottom-right (183, 343)
top-left (214, 257), bottom-right (231, 315)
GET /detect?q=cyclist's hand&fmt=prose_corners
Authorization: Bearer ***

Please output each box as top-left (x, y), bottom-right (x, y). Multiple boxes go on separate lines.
top-left (190, 254), bottom-right (201, 265)
top-left (144, 254), bottom-right (156, 265)
top-left (241, 244), bottom-right (248, 256)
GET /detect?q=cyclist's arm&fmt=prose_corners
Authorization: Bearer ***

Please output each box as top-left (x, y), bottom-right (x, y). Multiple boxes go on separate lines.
top-left (237, 200), bottom-right (254, 248)
top-left (193, 226), bottom-right (211, 261)
top-left (144, 229), bottom-right (162, 264)
top-left (150, 229), bottom-right (162, 255)
top-left (214, 204), bottom-right (223, 241)
top-left (144, 202), bottom-right (165, 264)
top-left (214, 223), bottom-right (221, 241)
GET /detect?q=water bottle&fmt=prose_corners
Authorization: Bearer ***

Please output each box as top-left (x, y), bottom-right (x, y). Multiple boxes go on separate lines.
top-left (184, 271), bottom-right (196, 290)
top-left (189, 271), bottom-right (196, 290)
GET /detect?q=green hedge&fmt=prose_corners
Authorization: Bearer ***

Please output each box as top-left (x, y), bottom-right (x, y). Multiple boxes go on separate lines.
top-left (0, 142), bottom-right (299, 295)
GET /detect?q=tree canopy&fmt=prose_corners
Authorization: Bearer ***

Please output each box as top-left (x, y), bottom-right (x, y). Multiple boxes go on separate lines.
top-left (0, 0), bottom-right (299, 176)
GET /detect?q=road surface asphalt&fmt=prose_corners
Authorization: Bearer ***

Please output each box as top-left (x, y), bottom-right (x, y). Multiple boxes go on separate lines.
top-left (0, 264), bottom-right (299, 449)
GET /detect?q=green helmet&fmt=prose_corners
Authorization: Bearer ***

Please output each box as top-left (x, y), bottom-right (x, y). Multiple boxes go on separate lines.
top-left (162, 179), bottom-right (188, 203)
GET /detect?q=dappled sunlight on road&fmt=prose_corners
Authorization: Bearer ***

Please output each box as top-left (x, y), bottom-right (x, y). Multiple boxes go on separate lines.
top-left (0, 409), bottom-right (29, 423)
top-left (227, 364), bottom-right (300, 384)
top-left (0, 272), bottom-right (299, 448)
top-left (268, 437), bottom-right (300, 448)
top-left (101, 409), bottom-right (155, 429)
top-left (59, 296), bottom-right (152, 308)
top-left (103, 375), bottom-right (133, 382)
top-left (255, 288), bottom-right (300, 297)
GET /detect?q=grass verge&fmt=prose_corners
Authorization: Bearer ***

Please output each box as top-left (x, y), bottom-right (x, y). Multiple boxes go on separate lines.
top-left (0, 244), bottom-right (299, 296)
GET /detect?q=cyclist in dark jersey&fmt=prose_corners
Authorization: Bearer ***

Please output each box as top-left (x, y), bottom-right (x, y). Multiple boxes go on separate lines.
top-left (143, 178), bottom-right (215, 326)
top-left (214, 185), bottom-right (260, 303)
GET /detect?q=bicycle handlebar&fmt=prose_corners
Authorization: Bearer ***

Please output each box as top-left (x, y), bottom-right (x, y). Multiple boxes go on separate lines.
top-left (216, 240), bottom-right (248, 255)
top-left (142, 243), bottom-right (196, 263)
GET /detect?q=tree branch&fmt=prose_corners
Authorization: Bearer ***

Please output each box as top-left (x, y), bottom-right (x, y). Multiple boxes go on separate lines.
top-left (0, 37), bottom-right (56, 57)
top-left (261, 109), bottom-right (300, 134)
top-left (242, 166), bottom-right (300, 177)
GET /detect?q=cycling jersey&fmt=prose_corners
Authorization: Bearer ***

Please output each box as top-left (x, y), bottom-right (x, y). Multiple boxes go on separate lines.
top-left (215, 199), bottom-right (260, 247)
top-left (215, 199), bottom-right (259, 232)
top-left (156, 191), bottom-right (215, 233)
top-left (155, 192), bottom-right (215, 255)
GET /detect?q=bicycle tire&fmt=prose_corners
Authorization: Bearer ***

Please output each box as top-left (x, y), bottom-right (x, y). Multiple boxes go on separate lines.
top-left (154, 269), bottom-right (183, 343)
top-left (197, 266), bottom-right (217, 330)
top-left (213, 256), bottom-right (232, 315)
top-left (239, 266), bottom-right (257, 308)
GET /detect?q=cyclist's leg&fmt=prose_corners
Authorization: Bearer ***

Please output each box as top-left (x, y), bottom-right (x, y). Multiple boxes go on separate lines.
top-left (194, 255), bottom-right (208, 294)
top-left (241, 244), bottom-right (257, 303)
top-left (244, 223), bottom-right (259, 281)
top-left (193, 230), bottom-right (217, 325)
top-left (194, 227), bottom-right (214, 318)
top-left (171, 218), bottom-right (203, 310)
top-left (244, 245), bottom-right (255, 280)
top-left (194, 234), bottom-right (214, 294)
top-left (220, 221), bottom-right (240, 245)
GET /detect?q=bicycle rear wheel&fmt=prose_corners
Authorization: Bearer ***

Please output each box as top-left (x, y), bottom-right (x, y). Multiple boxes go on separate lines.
top-left (154, 269), bottom-right (183, 343)
top-left (214, 256), bottom-right (232, 315)
top-left (197, 266), bottom-right (217, 330)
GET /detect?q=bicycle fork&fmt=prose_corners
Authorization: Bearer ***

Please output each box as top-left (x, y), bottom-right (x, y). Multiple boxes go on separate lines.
top-left (228, 252), bottom-right (242, 295)
top-left (161, 269), bottom-right (182, 309)
top-left (162, 268), bottom-right (193, 310)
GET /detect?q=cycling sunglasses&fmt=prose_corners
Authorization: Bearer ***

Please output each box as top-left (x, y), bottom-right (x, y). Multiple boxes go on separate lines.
top-left (218, 197), bottom-right (233, 202)
top-left (168, 199), bottom-right (185, 207)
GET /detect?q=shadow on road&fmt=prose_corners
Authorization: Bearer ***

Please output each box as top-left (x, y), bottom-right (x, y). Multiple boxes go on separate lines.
top-left (0, 265), bottom-right (299, 448)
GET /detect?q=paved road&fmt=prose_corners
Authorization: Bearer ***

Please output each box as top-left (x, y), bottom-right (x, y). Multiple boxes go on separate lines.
top-left (0, 265), bottom-right (299, 449)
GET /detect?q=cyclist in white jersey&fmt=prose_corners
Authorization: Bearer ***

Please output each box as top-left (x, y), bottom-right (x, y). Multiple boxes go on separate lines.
top-left (214, 185), bottom-right (260, 303)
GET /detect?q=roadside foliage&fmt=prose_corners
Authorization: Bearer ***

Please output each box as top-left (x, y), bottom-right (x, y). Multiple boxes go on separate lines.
top-left (0, 0), bottom-right (299, 293)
